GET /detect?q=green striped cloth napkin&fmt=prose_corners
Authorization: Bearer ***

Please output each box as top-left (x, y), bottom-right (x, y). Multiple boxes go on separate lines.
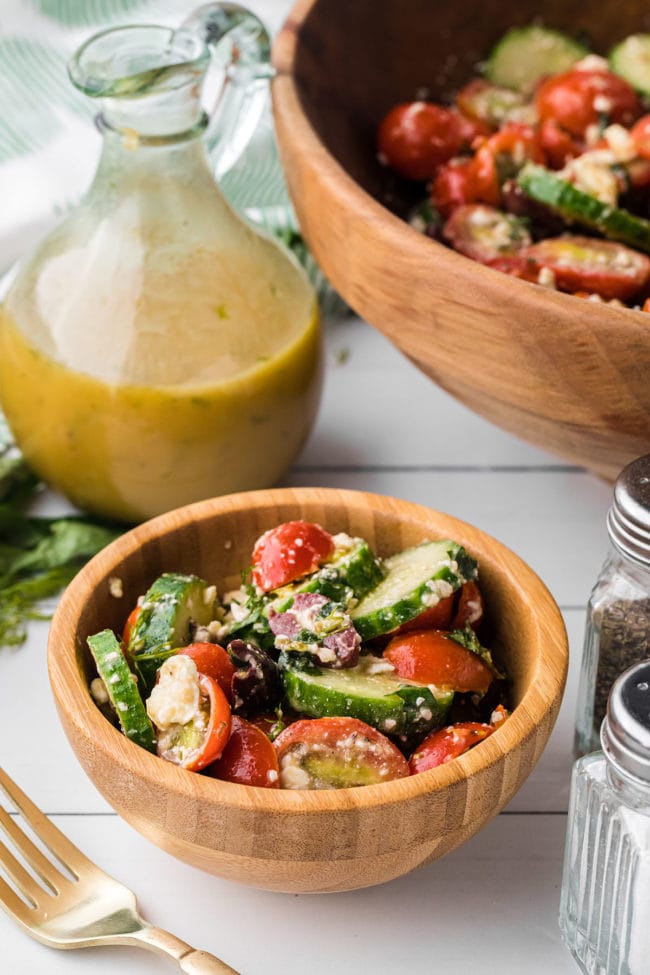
top-left (0, 0), bottom-right (345, 314)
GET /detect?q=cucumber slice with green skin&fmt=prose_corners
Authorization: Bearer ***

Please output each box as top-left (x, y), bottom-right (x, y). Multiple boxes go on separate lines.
top-left (486, 25), bottom-right (588, 93)
top-left (281, 656), bottom-right (453, 741)
top-left (517, 163), bottom-right (650, 254)
top-left (350, 540), bottom-right (477, 641)
top-left (609, 34), bottom-right (650, 95)
top-left (128, 573), bottom-right (216, 691)
top-left (87, 629), bottom-right (156, 752)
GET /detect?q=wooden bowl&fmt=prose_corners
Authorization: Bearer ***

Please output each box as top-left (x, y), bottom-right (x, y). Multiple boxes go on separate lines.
top-left (48, 487), bottom-right (567, 893)
top-left (272, 0), bottom-right (650, 482)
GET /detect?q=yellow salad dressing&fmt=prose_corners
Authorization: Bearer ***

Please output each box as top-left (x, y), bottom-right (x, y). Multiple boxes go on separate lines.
top-left (0, 238), bottom-right (321, 523)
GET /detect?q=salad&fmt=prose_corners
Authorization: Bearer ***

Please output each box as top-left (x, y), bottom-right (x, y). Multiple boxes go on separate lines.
top-left (88, 521), bottom-right (509, 790)
top-left (377, 25), bottom-right (650, 306)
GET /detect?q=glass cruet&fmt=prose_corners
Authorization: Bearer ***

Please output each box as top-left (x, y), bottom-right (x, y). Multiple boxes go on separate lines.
top-left (0, 5), bottom-right (321, 524)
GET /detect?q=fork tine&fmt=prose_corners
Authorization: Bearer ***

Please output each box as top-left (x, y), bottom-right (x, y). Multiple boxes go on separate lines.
top-left (0, 768), bottom-right (95, 878)
top-left (0, 835), bottom-right (47, 905)
top-left (0, 873), bottom-right (33, 925)
top-left (0, 808), bottom-right (61, 894)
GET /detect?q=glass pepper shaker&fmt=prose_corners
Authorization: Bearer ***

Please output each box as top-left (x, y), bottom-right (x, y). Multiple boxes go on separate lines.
top-left (575, 454), bottom-right (650, 757)
top-left (560, 659), bottom-right (650, 974)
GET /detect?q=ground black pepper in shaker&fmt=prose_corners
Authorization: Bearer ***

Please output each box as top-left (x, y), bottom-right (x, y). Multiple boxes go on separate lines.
top-left (574, 454), bottom-right (650, 756)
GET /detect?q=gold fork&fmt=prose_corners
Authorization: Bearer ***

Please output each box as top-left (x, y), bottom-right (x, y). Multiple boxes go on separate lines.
top-left (0, 767), bottom-right (239, 973)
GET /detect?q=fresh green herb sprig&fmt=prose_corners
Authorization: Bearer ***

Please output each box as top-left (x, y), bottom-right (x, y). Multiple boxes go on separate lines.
top-left (0, 426), bottom-right (121, 647)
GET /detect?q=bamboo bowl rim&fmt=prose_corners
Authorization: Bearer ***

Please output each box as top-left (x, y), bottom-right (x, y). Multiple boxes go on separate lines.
top-left (48, 487), bottom-right (568, 815)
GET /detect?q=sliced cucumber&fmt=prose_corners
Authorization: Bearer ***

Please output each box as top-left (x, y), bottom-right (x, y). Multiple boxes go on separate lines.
top-left (350, 540), bottom-right (477, 640)
top-left (281, 656), bottom-right (453, 740)
top-left (128, 573), bottom-right (216, 690)
top-left (486, 25), bottom-right (588, 93)
top-left (517, 163), bottom-right (650, 254)
top-left (610, 34), bottom-right (650, 95)
top-left (87, 629), bottom-right (156, 752)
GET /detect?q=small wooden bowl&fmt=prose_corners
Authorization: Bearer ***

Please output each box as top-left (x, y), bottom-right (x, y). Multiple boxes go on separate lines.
top-left (272, 0), bottom-right (650, 482)
top-left (48, 488), bottom-right (567, 893)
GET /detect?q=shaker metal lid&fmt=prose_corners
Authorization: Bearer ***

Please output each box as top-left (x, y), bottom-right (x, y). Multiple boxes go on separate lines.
top-left (602, 659), bottom-right (650, 781)
top-left (607, 454), bottom-right (650, 566)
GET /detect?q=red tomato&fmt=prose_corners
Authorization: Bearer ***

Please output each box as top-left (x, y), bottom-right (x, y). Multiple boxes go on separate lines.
top-left (390, 592), bottom-right (455, 635)
top-left (251, 521), bottom-right (334, 592)
top-left (431, 160), bottom-right (479, 217)
top-left (484, 122), bottom-right (545, 167)
top-left (524, 236), bottom-right (650, 301)
top-left (409, 721), bottom-right (494, 773)
top-left (535, 69), bottom-right (641, 138)
top-left (157, 675), bottom-right (232, 773)
top-left (470, 145), bottom-right (501, 205)
top-left (631, 115), bottom-right (650, 160)
top-left (205, 716), bottom-right (280, 788)
top-left (383, 629), bottom-right (494, 694)
top-left (643, 297), bottom-right (650, 313)
top-left (178, 643), bottom-right (235, 701)
top-left (377, 101), bottom-right (482, 181)
top-left (273, 717), bottom-right (409, 788)
top-left (451, 580), bottom-right (484, 630)
top-left (488, 254), bottom-right (539, 283)
top-left (539, 119), bottom-right (584, 169)
top-left (122, 606), bottom-right (141, 646)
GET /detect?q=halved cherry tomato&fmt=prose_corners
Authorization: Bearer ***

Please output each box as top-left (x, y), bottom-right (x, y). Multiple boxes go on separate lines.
top-left (377, 101), bottom-right (484, 181)
top-left (539, 119), bottom-right (584, 169)
top-left (535, 68), bottom-right (641, 138)
top-left (456, 78), bottom-right (528, 130)
top-left (390, 592), bottom-right (455, 635)
top-left (178, 643), bottom-right (235, 701)
top-left (383, 629), bottom-right (493, 694)
top-left (431, 159), bottom-right (479, 217)
top-left (488, 253), bottom-right (539, 282)
top-left (631, 115), bottom-right (650, 160)
top-left (122, 606), bottom-right (141, 646)
top-left (451, 580), bottom-right (484, 630)
top-left (251, 521), bottom-right (334, 593)
top-left (443, 204), bottom-right (531, 264)
top-left (468, 145), bottom-right (501, 205)
top-left (205, 716), bottom-right (280, 788)
top-left (157, 675), bottom-right (231, 772)
top-left (273, 717), bottom-right (409, 789)
top-left (523, 235), bottom-right (650, 301)
top-left (409, 721), bottom-right (495, 773)
top-left (484, 122), bottom-right (545, 170)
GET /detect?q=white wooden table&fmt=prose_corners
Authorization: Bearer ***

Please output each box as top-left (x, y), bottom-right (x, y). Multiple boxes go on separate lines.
top-left (0, 308), bottom-right (611, 975)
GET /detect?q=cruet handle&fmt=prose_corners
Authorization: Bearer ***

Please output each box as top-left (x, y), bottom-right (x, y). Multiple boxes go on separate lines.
top-left (180, 3), bottom-right (274, 178)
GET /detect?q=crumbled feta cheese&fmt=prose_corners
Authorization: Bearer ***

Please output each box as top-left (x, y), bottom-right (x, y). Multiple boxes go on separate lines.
top-left (203, 585), bottom-right (217, 607)
top-left (267, 769), bottom-right (279, 784)
top-left (537, 267), bottom-right (557, 289)
top-left (603, 124), bottom-right (637, 162)
top-left (279, 761), bottom-right (312, 790)
top-left (593, 94), bottom-right (612, 115)
top-left (90, 677), bottom-right (109, 705)
top-left (574, 54), bottom-right (609, 73)
top-left (108, 577), bottom-right (123, 599)
top-left (146, 656), bottom-right (201, 730)
top-left (560, 152), bottom-right (619, 206)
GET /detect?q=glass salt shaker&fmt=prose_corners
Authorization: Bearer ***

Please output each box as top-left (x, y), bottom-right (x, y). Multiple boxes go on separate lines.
top-left (560, 659), bottom-right (650, 974)
top-left (575, 454), bottom-right (650, 757)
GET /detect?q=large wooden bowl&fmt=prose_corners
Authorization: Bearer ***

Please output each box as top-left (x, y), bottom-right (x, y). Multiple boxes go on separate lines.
top-left (48, 487), bottom-right (567, 893)
top-left (272, 0), bottom-right (650, 481)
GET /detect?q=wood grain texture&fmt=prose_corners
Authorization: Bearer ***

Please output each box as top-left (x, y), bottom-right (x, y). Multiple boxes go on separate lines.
top-left (271, 0), bottom-right (650, 481)
top-left (47, 488), bottom-right (567, 893)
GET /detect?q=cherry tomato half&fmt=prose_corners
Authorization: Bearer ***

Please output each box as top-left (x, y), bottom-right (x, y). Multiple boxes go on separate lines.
top-left (377, 101), bottom-right (483, 181)
top-left (524, 235), bottom-right (650, 301)
top-left (251, 521), bottom-right (335, 593)
top-left (157, 675), bottom-right (232, 773)
top-left (122, 606), bottom-right (141, 646)
top-left (383, 629), bottom-right (494, 694)
top-left (535, 68), bottom-right (641, 138)
top-left (409, 721), bottom-right (495, 774)
top-left (451, 580), bottom-right (484, 630)
top-left (179, 643), bottom-right (235, 702)
top-left (390, 592), bottom-right (455, 635)
top-left (205, 716), bottom-right (280, 788)
top-left (631, 115), bottom-right (650, 160)
top-left (431, 159), bottom-right (479, 217)
top-left (538, 119), bottom-right (584, 169)
top-left (273, 717), bottom-right (409, 789)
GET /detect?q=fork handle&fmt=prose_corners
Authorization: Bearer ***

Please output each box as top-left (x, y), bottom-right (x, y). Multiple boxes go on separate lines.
top-left (131, 926), bottom-right (240, 973)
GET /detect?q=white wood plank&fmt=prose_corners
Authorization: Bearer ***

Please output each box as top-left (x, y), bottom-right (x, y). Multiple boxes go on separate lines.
top-left (300, 317), bottom-right (575, 468)
top-left (0, 810), bottom-right (576, 975)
